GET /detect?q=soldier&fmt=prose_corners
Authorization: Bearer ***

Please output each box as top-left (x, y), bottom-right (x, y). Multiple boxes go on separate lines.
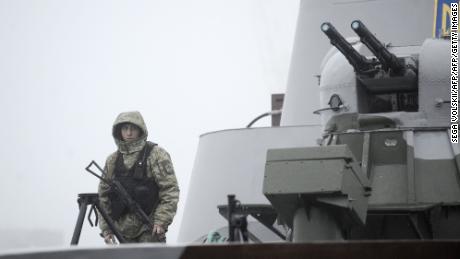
top-left (98, 111), bottom-right (179, 243)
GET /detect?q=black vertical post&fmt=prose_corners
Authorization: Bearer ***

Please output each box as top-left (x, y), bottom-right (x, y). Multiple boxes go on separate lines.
top-left (227, 195), bottom-right (235, 242)
top-left (70, 196), bottom-right (89, 245)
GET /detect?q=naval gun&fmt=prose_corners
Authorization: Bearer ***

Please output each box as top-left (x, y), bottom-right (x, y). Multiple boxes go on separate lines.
top-left (263, 20), bottom-right (460, 242)
top-left (321, 20), bottom-right (418, 99)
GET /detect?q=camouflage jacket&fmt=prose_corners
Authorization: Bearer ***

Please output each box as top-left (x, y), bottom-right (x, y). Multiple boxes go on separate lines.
top-left (98, 111), bottom-right (179, 239)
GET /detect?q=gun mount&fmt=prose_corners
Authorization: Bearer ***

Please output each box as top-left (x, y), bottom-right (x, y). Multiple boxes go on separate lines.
top-left (318, 21), bottom-right (420, 118)
top-left (263, 19), bottom-right (459, 244)
top-left (321, 21), bottom-right (417, 97)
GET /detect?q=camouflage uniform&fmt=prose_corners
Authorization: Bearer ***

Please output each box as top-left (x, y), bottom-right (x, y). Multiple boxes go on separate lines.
top-left (98, 111), bottom-right (179, 243)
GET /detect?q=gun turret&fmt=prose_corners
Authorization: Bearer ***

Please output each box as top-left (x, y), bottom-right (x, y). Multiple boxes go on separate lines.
top-left (351, 20), bottom-right (405, 74)
top-left (321, 22), bottom-right (375, 74)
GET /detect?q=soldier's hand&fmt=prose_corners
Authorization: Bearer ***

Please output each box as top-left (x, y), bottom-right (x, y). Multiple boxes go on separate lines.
top-left (152, 224), bottom-right (165, 235)
top-left (103, 232), bottom-right (117, 245)
top-left (152, 224), bottom-right (166, 242)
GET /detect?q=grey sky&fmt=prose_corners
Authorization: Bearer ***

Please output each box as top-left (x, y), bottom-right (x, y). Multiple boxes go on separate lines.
top-left (0, 0), bottom-right (298, 249)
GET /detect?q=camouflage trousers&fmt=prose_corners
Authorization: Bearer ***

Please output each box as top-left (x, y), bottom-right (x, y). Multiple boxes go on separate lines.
top-left (124, 231), bottom-right (166, 243)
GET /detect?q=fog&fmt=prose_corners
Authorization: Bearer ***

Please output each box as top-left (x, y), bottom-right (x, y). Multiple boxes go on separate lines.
top-left (0, 0), bottom-right (299, 250)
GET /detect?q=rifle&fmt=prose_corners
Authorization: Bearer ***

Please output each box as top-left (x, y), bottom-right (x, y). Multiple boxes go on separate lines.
top-left (85, 161), bottom-right (155, 231)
